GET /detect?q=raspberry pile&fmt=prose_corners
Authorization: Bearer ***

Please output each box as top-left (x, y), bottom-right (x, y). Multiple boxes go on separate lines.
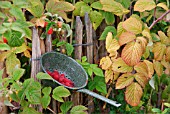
top-left (46, 70), bottom-right (74, 87)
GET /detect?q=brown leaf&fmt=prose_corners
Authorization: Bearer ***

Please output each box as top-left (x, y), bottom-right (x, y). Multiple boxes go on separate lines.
top-left (121, 41), bottom-right (143, 66)
top-left (136, 37), bottom-right (147, 53)
top-left (118, 32), bottom-right (136, 46)
top-left (144, 60), bottom-right (154, 78)
top-left (112, 58), bottom-right (133, 73)
top-left (134, 73), bottom-right (148, 88)
top-left (165, 46), bottom-right (170, 62)
top-left (152, 42), bottom-right (166, 61)
top-left (158, 31), bottom-right (170, 45)
top-left (161, 58), bottom-right (170, 75)
top-left (125, 82), bottom-right (143, 106)
top-left (153, 60), bottom-right (163, 77)
top-left (134, 62), bottom-right (148, 78)
top-left (116, 73), bottom-right (134, 89)
top-left (122, 17), bottom-right (142, 34)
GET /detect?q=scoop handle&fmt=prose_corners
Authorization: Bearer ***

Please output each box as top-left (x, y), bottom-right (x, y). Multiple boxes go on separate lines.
top-left (77, 88), bottom-right (121, 107)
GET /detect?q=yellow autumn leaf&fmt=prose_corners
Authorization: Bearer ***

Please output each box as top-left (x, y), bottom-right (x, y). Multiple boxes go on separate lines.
top-left (100, 0), bottom-right (129, 16)
top-left (14, 43), bottom-right (29, 54)
top-left (118, 32), bottom-right (136, 46)
top-left (121, 41), bottom-right (143, 66)
top-left (153, 60), bottom-right (163, 77)
top-left (157, 3), bottom-right (169, 11)
top-left (134, 73), bottom-right (148, 88)
top-left (152, 42), bottom-right (166, 61)
top-left (134, 0), bottom-right (156, 12)
top-left (5, 53), bottom-right (21, 75)
top-left (125, 82), bottom-right (143, 106)
top-left (113, 71), bottom-right (120, 81)
top-left (24, 50), bottom-right (31, 58)
top-left (100, 56), bottom-right (112, 70)
top-left (30, 16), bottom-right (46, 28)
top-left (161, 58), bottom-right (170, 75)
top-left (144, 60), bottom-right (154, 78)
top-left (116, 22), bottom-right (126, 37)
top-left (165, 46), bottom-right (170, 62)
top-left (0, 51), bottom-right (11, 62)
top-left (105, 68), bottom-right (114, 83)
top-left (123, 17), bottom-right (143, 34)
top-left (116, 73), bottom-right (134, 89)
top-left (142, 28), bottom-right (153, 46)
top-left (167, 26), bottom-right (170, 38)
top-left (106, 32), bottom-right (120, 53)
top-left (108, 50), bottom-right (118, 58)
top-left (136, 37), bottom-right (147, 53)
top-left (134, 62), bottom-right (148, 78)
top-left (158, 31), bottom-right (170, 45)
top-left (112, 58), bottom-right (133, 73)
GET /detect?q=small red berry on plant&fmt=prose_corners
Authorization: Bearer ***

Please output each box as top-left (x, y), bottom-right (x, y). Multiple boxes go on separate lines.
top-left (47, 28), bottom-right (53, 35)
top-left (57, 21), bottom-right (62, 28)
top-left (44, 22), bottom-right (48, 27)
top-left (3, 37), bottom-right (8, 43)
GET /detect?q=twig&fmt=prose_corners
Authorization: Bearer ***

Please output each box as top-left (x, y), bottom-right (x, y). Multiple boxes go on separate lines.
top-left (47, 107), bottom-right (57, 114)
top-left (149, 10), bottom-right (170, 30)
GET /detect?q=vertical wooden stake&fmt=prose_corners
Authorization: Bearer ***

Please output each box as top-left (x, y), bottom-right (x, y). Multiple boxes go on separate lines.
top-left (71, 16), bottom-right (83, 106)
top-left (84, 13), bottom-right (94, 113)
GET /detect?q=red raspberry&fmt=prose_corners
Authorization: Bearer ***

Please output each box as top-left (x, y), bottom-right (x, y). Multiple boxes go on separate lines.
top-left (57, 21), bottom-right (62, 28)
top-left (47, 28), bottom-right (53, 35)
top-left (58, 76), bottom-right (64, 83)
top-left (3, 37), bottom-right (7, 43)
top-left (44, 22), bottom-right (48, 27)
top-left (60, 74), bottom-right (65, 77)
top-left (53, 74), bottom-right (59, 81)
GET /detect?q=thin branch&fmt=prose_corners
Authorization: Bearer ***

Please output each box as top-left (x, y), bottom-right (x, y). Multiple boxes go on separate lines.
top-left (47, 107), bottom-right (57, 114)
top-left (149, 10), bottom-right (170, 30)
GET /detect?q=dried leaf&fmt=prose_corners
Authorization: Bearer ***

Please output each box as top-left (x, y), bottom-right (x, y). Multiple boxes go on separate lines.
top-left (113, 71), bottom-right (120, 81)
top-left (136, 37), bottom-right (147, 53)
top-left (0, 51), bottom-right (11, 62)
top-left (158, 31), bottom-right (170, 45)
top-left (134, 73), bottom-right (148, 88)
top-left (106, 32), bottom-right (120, 53)
top-left (121, 41), bottom-right (143, 66)
top-left (125, 82), bottom-right (143, 106)
top-left (123, 17), bottom-right (143, 34)
top-left (143, 60), bottom-right (154, 78)
top-left (112, 58), bottom-right (133, 73)
top-left (30, 16), bottom-right (46, 27)
top-left (165, 46), bottom-right (170, 62)
top-left (134, 0), bottom-right (156, 12)
top-left (100, 56), bottom-right (112, 70)
top-left (24, 50), bottom-right (31, 58)
top-left (116, 73), bottom-right (134, 89)
top-left (157, 3), bottom-right (169, 11)
top-left (100, 0), bottom-right (129, 16)
top-left (134, 62), bottom-right (148, 78)
top-left (105, 68), bottom-right (114, 83)
top-left (153, 60), bottom-right (163, 77)
top-left (152, 42), bottom-right (166, 61)
top-left (118, 32), bottom-right (136, 46)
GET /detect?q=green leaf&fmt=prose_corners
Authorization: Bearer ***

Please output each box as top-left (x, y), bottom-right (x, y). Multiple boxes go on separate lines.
top-left (9, 6), bottom-right (26, 21)
top-left (52, 86), bottom-right (70, 102)
top-left (100, 0), bottom-right (129, 16)
top-left (151, 108), bottom-right (161, 113)
top-left (53, 86), bottom-right (70, 97)
top-left (20, 100), bottom-right (29, 108)
top-left (0, 25), bottom-right (8, 34)
top-left (12, 0), bottom-right (30, 8)
top-left (60, 101), bottom-right (73, 114)
top-left (96, 81), bottom-right (107, 94)
top-left (0, 1), bottom-right (12, 8)
top-left (20, 107), bottom-right (41, 114)
top-left (62, 24), bottom-right (72, 37)
top-left (41, 95), bottom-right (51, 109)
top-left (115, 0), bottom-right (131, 9)
top-left (26, 0), bottom-right (44, 18)
top-left (42, 87), bottom-right (52, 95)
top-left (57, 41), bottom-right (66, 47)
top-left (8, 31), bottom-right (24, 47)
top-left (0, 69), bottom-right (4, 86)
top-left (70, 105), bottom-right (88, 114)
top-left (0, 43), bottom-right (11, 51)
top-left (83, 0), bottom-right (94, 4)
top-left (66, 43), bottom-right (74, 56)
top-left (91, 1), bottom-right (103, 10)
top-left (6, 53), bottom-right (21, 76)
top-left (36, 72), bottom-right (53, 80)
top-left (4, 100), bottom-right (15, 107)
top-left (82, 56), bottom-right (87, 62)
top-left (80, 5), bottom-right (92, 17)
top-left (9, 92), bottom-right (19, 102)
top-left (90, 64), bottom-right (104, 77)
top-left (87, 67), bottom-right (93, 76)
top-left (99, 26), bottom-right (117, 40)
top-left (101, 11), bottom-right (115, 25)
top-left (12, 68), bottom-right (25, 81)
top-left (25, 80), bottom-right (41, 104)
top-left (73, 2), bottom-right (87, 16)
top-left (0, 12), bottom-right (6, 18)
top-left (89, 11), bottom-right (104, 30)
